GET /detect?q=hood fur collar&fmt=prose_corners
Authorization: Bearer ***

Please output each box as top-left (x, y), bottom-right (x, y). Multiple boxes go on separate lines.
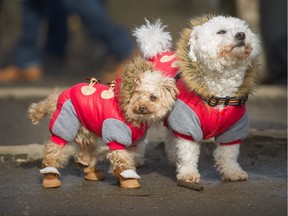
top-left (176, 14), bottom-right (258, 98)
top-left (115, 56), bottom-right (154, 126)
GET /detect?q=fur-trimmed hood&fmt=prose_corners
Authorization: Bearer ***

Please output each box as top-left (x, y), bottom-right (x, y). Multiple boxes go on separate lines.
top-left (176, 14), bottom-right (259, 98)
top-left (114, 56), bottom-right (154, 125)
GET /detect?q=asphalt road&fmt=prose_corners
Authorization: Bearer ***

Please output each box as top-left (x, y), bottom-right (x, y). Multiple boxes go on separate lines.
top-left (0, 84), bottom-right (286, 216)
top-left (0, 136), bottom-right (286, 216)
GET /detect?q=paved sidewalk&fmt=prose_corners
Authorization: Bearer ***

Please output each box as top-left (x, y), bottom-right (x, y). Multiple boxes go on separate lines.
top-left (0, 84), bottom-right (286, 216)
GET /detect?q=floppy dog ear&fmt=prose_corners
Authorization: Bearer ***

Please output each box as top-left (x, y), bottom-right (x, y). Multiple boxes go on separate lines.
top-left (118, 56), bottom-right (154, 112)
top-left (160, 77), bottom-right (179, 109)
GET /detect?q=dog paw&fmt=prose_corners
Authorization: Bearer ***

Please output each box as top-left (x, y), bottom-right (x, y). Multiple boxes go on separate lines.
top-left (221, 168), bottom-right (248, 182)
top-left (177, 172), bottom-right (201, 184)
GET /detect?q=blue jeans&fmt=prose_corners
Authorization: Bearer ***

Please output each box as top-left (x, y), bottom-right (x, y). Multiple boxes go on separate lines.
top-left (61, 0), bottom-right (134, 61)
top-left (13, 0), bottom-right (68, 68)
top-left (14, 0), bottom-right (134, 68)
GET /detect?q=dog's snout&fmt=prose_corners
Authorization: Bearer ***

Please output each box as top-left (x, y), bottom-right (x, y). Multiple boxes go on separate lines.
top-left (138, 106), bottom-right (146, 113)
top-left (235, 32), bottom-right (245, 40)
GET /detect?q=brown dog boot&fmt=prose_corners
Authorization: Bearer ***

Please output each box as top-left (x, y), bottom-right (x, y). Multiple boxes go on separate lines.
top-left (42, 173), bottom-right (61, 188)
top-left (83, 166), bottom-right (104, 181)
top-left (118, 176), bottom-right (141, 189)
top-left (40, 167), bottom-right (61, 188)
top-left (116, 169), bottom-right (141, 189)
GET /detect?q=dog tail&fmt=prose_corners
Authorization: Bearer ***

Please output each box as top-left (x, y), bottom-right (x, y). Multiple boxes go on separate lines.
top-left (133, 19), bottom-right (172, 59)
top-left (27, 88), bottom-right (60, 125)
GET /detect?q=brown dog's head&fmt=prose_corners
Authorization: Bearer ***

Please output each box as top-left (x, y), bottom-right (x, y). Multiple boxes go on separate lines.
top-left (117, 56), bottom-right (178, 127)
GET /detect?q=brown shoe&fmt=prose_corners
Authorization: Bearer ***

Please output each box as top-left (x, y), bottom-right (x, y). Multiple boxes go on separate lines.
top-left (22, 66), bottom-right (43, 81)
top-left (83, 166), bottom-right (105, 181)
top-left (118, 176), bottom-right (141, 189)
top-left (0, 66), bottom-right (22, 82)
top-left (42, 173), bottom-right (61, 188)
top-left (0, 65), bottom-right (42, 83)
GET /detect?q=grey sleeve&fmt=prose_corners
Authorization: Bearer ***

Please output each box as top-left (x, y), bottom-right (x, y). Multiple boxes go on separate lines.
top-left (167, 99), bottom-right (203, 142)
top-left (102, 119), bottom-right (132, 147)
top-left (51, 99), bottom-right (80, 143)
top-left (215, 110), bottom-right (249, 144)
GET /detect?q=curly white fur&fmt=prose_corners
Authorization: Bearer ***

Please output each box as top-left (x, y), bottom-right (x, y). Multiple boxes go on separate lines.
top-left (133, 19), bottom-right (172, 58)
top-left (175, 138), bottom-right (201, 183)
top-left (214, 144), bottom-right (248, 181)
top-left (188, 16), bottom-right (261, 97)
top-left (166, 15), bottom-right (260, 183)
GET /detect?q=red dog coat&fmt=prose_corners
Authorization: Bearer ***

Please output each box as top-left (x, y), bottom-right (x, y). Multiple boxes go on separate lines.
top-left (49, 83), bottom-right (147, 150)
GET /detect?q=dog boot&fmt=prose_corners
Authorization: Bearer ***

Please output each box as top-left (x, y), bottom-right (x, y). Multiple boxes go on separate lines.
top-left (117, 169), bottom-right (141, 189)
top-left (83, 166), bottom-right (104, 181)
top-left (40, 167), bottom-right (61, 188)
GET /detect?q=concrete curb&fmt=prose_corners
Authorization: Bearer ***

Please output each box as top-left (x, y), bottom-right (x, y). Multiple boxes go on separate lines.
top-left (0, 129), bottom-right (286, 163)
top-left (0, 87), bottom-right (68, 98)
top-left (0, 85), bottom-right (286, 99)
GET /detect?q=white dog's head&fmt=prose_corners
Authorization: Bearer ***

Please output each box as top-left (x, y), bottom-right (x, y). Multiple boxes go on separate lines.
top-left (188, 15), bottom-right (261, 71)
top-left (116, 56), bottom-right (178, 126)
top-left (177, 15), bottom-right (261, 97)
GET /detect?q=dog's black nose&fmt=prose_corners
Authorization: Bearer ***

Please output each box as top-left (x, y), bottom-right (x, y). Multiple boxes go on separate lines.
top-left (138, 106), bottom-right (146, 113)
top-left (235, 32), bottom-right (246, 40)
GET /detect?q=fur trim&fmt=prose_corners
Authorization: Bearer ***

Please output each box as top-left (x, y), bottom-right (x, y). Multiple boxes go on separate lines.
top-left (115, 56), bottom-right (154, 126)
top-left (133, 19), bottom-right (172, 58)
top-left (40, 167), bottom-right (60, 175)
top-left (176, 14), bottom-right (258, 98)
top-left (120, 169), bottom-right (141, 179)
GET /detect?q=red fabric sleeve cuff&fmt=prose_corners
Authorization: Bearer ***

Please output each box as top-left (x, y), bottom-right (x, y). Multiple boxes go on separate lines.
top-left (107, 142), bottom-right (126, 150)
top-left (173, 132), bottom-right (194, 141)
top-left (50, 135), bottom-right (67, 147)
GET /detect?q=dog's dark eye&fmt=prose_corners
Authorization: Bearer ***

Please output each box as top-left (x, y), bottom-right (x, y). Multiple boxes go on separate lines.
top-left (217, 30), bottom-right (227, 34)
top-left (149, 94), bottom-right (157, 101)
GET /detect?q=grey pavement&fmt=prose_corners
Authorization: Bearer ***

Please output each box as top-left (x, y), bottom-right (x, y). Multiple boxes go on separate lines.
top-left (0, 83), bottom-right (287, 216)
top-left (1, 1), bottom-right (286, 215)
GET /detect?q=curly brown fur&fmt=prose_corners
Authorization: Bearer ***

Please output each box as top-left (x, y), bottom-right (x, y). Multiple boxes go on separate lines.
top-left (74, 126), bottom-right (98, 168)
top-left (42, 140), bottom-right (68, 168)
top-left (117, 56), bottom-right (154, 112)
top-left (117, 56), bottom-right (155, 127)
top-left (106, 150), bottom-right (135, 177)
top-left (27, 88), bottom-right (60, 124)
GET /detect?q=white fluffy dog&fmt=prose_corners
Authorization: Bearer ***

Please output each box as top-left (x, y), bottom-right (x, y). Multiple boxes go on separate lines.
top-left (134, 15), bottom-right (261, 184)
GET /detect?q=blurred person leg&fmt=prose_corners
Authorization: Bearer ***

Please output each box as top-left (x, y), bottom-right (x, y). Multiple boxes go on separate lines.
top-left (44, 0), bottom-right (68, 64)
top-left (260, 0), bottom-right (287, 85)
top-left (0, 0), bottom-right (43, 82)
top-left (61, 0), bottom-right (136, 82)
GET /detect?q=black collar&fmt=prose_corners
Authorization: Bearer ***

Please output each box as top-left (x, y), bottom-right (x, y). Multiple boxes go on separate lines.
top-left (174, 73), bottom-right (248, 107)
top-left (202, 95), bottom-right (248, 107)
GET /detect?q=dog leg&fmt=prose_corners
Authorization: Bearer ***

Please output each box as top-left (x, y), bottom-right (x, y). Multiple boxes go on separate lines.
top-left (75, 126), bottom-right (104, 181)
top-left (214, 144), bottom-right (248, 181)
top-left (107, 150), bottom-right (141, 189)
top-left (164, 129), bottom-right (177, 165)
top-left (40, 140), bottom-right (68, 188)
top-left (176, 138), bottom-right (201, 183)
